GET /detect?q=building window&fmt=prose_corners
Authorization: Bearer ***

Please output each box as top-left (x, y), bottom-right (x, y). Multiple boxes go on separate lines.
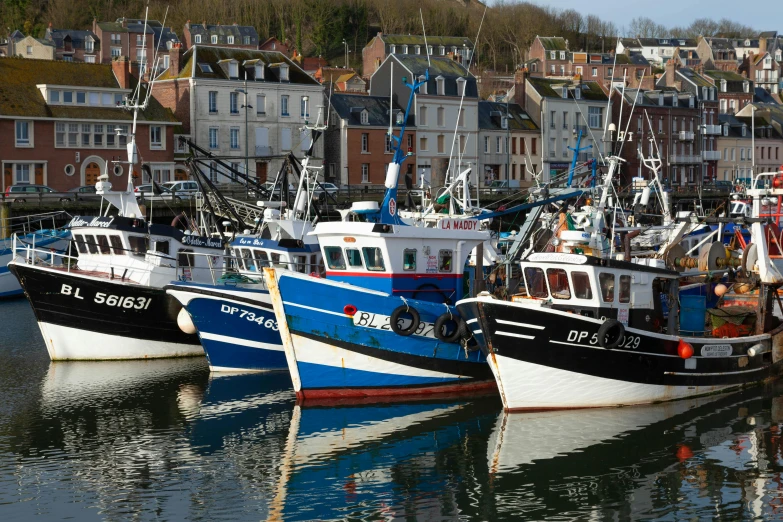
top-left (93, 124), bottom-right (103, 147)
top-left (496, 136), bottom-right (502, 154)
top-left (281, 95), bottom-right (289, 116)
top-left (256, 94), bottom-right (265, 114)
top-left (437, 107), bottom-right (445, 126)
top-left (255, 64), bottom-right (264, 80)
top-left (484, 136), bottom-right (489, 153)
top-left (230, 128), bottom-right (239, 149)
top-left (300, 97), bottom-right (309, 118)
top-left (420, 137), bottom-right (428, 151)
top-left (15, 121), bottom-right (30, 147)
top-left (211, 35), bottom-right (218, 44)
top-left (419, 106), bottom-right (427, 126)
top-left (361, 164), bottom-right (369, 183)
top-left (194, 34), bottom-right (202, 44)
top-left (437, 135), bottom-right (445, 154)
top-left (588, 107), bottom-right (603, 129)
top-left (550, 110), bottom-right (556, 129)
top-left (209, 127), bottom-right (218, 149)
top-left (227, 35), bottom-right (235, 45)
top-left (361, 133), bottom-right (369, 152)
top-left (459, 108), bottom-right (465, 127)
top-left (360, 110), bottom-right (368, 124)
top-left (384, 134), bottom-right (392, 153)
top-left (49, 90), bottom-right (60, 103)
top-left (81, 124), bottom-right (91, 146)
top-left (15, 164), bottom-right (30, 184)
top-left (55, 122), bottom-right (65, 146)
top-left (230, 92), bottom-right (239, 114)
top-left (550, 51), bottom-right (556, 60)
top-left (209, 91), bottom-right (218, 114)
top-left (279, 65), bottom-right (289, 81)
top-left (229, 61), bottom-right (238, 78)
top-left (559, 51), bottom-right (565, 60)
top-left (439, 46), bottom-right (445, 55)
top-left (457, 78), bottom-right (466, 97)
top-left (244, 36), bottom-right (251, 45)
top-left (436, 77), bottom-right (445, 95)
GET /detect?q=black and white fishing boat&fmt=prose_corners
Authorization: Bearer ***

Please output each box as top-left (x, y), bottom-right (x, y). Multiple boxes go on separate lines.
top-left (456, 170), bottom-right (783, 411)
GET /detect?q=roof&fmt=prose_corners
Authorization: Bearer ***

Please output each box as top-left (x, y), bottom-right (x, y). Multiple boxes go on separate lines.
top-left (330, 93), bottom-right (411, 127)
top-left (336, 72), bottom-right (358, 83)
top-left (619, 88), bottom-right (695, 109)
top-left (754, 87), bottom-right (779, 104)
top-left (478, 101), bottom-right (538, 131)
top-left (295, 55), bottom-right (328, 71)
top-left (186, 23), bottom-right (258, 44)
top-left (388, 55), bottom-right (477, 97)
top-left (704, 37), bottom-right (735, 51)
top-left (720, 113), bottom-right (783, 139)
top-left (636, 38), bottom-right (695, 47)
top-left (379, 34), bottom-right (473, 48)
top-left (677, 68), bottom-right (713, 89)
top-left (527, 77), bottom-right (608, 101)
top-left (46, 29), bottom-right (98, 50)
top-left (703, 70), bottom-right (750, 93)
top-left (97, 20), bottom-right (154, 35)
top-left (0, 57), bottom-right (177, 123)
top-left (157, 46), bottom-right (318, 85)
top-left (537, 36), bottom-right (568, 51)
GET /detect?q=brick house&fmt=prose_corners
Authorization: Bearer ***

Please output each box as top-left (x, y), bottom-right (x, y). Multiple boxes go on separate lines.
top-left (259, 37), bottom-right (291, 57)
top-left (477, 100), bottom-right (540, 188)
top-left (703, 70), bottom-right (753, 115)
top-left (324, 93), bottom-right (414, 187)
top-left (527, 36), bottom-right (570, 77)
top-left (569, 51), bottom-right (650, 90)
top-left (153, 45), bottom-right (324, 182)
top-left (696, 37), bottom-right (739, 72)
top-left (92, 18), bottom-right (160, 66)
top-left (0, 57), bottom-right (179, 193)
top-left (362, 32), bottom-right (474, 79)
top-left (182, 22), bottom-right (258, 50)
top-left (611, 88), bottom-right (702, 187)
top-left (739, 46), bottom-right (781, 96)
top-left (44, 25), bottom-right (99, 63)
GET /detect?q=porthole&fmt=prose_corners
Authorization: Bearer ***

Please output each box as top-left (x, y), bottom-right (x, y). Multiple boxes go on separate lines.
top-left (64, 164), bottom-right (75, 176)
top-left (113, 164), bottom-right (123, 176)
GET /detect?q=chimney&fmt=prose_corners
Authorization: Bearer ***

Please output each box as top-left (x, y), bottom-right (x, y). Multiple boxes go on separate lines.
top-left (202, 21), bottom-right (207, 30)
top-left (760, 37), bottom-right (768, 55)
top-left (170, 42), bottom-right (183, 75)
top-left (121, 18), bottom-right (127, 29)
top-left (664, 58), bottom-right (677, 87)
top-left (113, 56), bottom-right (131, 89)
top-left (513, 67), bottom-right (527, 108)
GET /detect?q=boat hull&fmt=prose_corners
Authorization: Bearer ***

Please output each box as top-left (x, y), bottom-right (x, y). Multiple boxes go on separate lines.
top-left (1, 230), bottom-right (70, 298)
top-left (456, 298), bottom-right (783, 411)
top-left (9, 262), bottom-right (203, 360)
top-left (266, 269), bottom-right (495, 401)
top-left (166, 283), bottom-right (286, 372)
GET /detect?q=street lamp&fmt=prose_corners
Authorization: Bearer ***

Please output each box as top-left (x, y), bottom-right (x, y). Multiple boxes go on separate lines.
top-left (341, 39), bottom-right (350, 68)
top-left (235, 87), bottom-right (253, 198)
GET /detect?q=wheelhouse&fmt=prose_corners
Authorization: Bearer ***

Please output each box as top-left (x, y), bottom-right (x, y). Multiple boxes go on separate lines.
top-left (230, 237), bottom-right (322, 277)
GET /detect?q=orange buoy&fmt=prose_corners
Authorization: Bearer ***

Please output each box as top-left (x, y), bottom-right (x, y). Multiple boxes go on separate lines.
top-left (714, 283), bottom-right (728, 297)
top-left (676, 444), bottom-right (694, 461)
top-left (677, 339), bottom-right (694, 359)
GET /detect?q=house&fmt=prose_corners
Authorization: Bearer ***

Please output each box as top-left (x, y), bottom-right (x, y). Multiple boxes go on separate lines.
top-left (520, 73), bottom-right (610, 181)
top-left (92, 18), bottom-right (163, 67)
top-left (739, 46), bottom-right (780, 97)
top-left (735, 103), bottom-right (783, 175)
top-left (153, 45), bottom-right (324, 183)
top-left (336, 73), bottom-right (367, 93)
top-left (527, 36), bottom-right (570, 77)
top-left (369, 55), bottom-right (478, 188)
top-left (703, 70), bottom-right (753, 115)
top-left (182, 22), bottom-right (258, 50)
top-left (316, 67), bottom-right (367, 93)
top-left (6, 35), bottom-right (56, 61)
top-left (569, 50), bottom-right (651, 90)
top-left (0, 30), bottom-right (24, 57)
top-left (477, 101), bottom-right (540, 188)
top-left (362, 32), bottom-right (474, 79)
top-left (611, 88), bottom-right (702, 187)
top-left (324, 93), bottom-right (414, 188)
top-left (696, 37), bottom-right (739, 72)
top-left (44, 25), bottom-right (99, 62)
top-left (291, 52), bottom-right (329, 77)
top-left (259, 37), bottom-right (291, 57)
top-left (716, 114), bottom-right (782, 181)
top-left (656, 62), bottom-right (721, 184)
top-left (0, 56), bottom-right (179, 193)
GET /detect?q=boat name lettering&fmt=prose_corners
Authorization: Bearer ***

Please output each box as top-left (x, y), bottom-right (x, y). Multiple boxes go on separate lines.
top-left (437, 219), bottom-right (479, 231)
top-left (567, 329), bottom-right (641, 349)
top-left (181, 235), bottom-right (223, 248)
top-left (94, 292), bottom-right (152, 309)
top-left (235, 238), bottom-right (264, 247)
top-left (353, 311), bottom-right (436, 339)
top-left (60, 284), bottom-right (84, 300)
top-left (700, 344), bottom-right (733, 357)
top-left (220, 304), bottom-right (278, 330)
top-left (69, 216), bottom-right (115, 228)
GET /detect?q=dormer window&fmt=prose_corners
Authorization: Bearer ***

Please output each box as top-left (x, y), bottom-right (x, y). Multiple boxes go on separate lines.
top-left (744, 80), bottom-right (750, 93)
top-left (418, 75), bottom-right (427, 94)
top-left (559, 51), bottom-right (565, 60)
top-left (659, 93), bottom-right (664, 106)
top-left (456, 77), bottom-right (466, 97)
top-left (279, 64), bottom-right (289, 81)
top-left (661, 39), bottom-right (668, 44)
top-left (689, 95), bottom-right (694, 108)
top-left (436, 76), bottom-right (445, 95)
top-left (255, 64), bottom-right (264, 80)
top-left (765, 56), bottom-right (772, 67)
top-left (402, 45), bottom-right (408, 54)
top-left (427, 45), bottom-right (432, 55)
top-left (211, 35), bottom-right (218, 44)
top-left (390, 45), bottom-right (396, 54)
top-left (439, 46), bottom-right (445, 55)
top-left (194, 34), bottom-right (201, 44)
top-left (702, 87), bottom-right (708, 100)
top-left (360, 109), bottom-right (368, 124)
top-left (396, 111), bottom-right (404, 125)
top-left (501, 117), bottom-right (508, 129)
top-left (574, 86), bottom-right (581, 99)
top-left (561, 86), bottom-right (568, 99)
top-left (745, 39), bottom-right (751, 46)
top-left (227, 35), bottom-right (234, 45)
top-left (721, 79), bottom-right (727, 92)
top-left (742, 124), bottom-right (747, 136)
top-left (228, 61), bottom-right (239, 79)
top-left (415, 45), bottom-right (420, 55)
top-left (85, 38), bottom-right (94, 52)
top-left (723, 124), bottom-right (729, 136)
top-left (550, 51), bottom-right (556, 60)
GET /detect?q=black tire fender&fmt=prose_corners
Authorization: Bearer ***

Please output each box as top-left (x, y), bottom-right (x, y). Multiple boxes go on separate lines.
top-left (434, 313), bottom-right (462, 343)
top-left (597, 319), bottom-right (625, 349)
top-left (390, 305), bottom-right (420, 336)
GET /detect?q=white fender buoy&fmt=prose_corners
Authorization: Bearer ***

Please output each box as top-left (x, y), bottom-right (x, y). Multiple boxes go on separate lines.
top-left (177, 308), bottom-right (197, 334)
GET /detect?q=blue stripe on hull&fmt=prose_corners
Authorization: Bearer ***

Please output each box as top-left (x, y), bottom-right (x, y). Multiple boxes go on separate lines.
top-left (185, 296), bottom-right (285, 372)
top-left (296, 360), bottom-right (462, 389)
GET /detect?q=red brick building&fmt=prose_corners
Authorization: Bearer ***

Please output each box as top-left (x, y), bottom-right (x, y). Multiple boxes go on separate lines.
top-left (362, 33), bottom-right (474, 79)
top-left (0, 57), bottom-right (179, 193)
top-left (259, 37), bottom-right (291, 56)
top-left (703, 70), bottom-right (753, 115)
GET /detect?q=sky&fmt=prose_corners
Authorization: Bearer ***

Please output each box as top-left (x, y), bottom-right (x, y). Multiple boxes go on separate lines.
top-left (522, 1), bottom-right (763, 33)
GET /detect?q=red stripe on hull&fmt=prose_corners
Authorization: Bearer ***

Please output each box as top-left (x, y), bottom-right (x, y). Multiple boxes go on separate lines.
top-left (297, 379), bottom-right (498, 404)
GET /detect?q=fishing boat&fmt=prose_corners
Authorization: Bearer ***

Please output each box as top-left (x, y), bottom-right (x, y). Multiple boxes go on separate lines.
top-left (456, 169), bottom-right (783, 411)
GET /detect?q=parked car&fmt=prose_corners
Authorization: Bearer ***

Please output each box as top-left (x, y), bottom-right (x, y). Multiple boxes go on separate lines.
top-left (711, 180), bottom-right (734, 193)
top-left (4, 184), bottom-right (71, 203)
top-left (163, 180), bottom-right (200, 199)
top-left (487, 179), bottom-right (521, 194)
top-left (312, 182), bottom-right (340, 197)
top-left (67, 185), bottom-right (103, 201)
top-left (134, 184), bottom-right (182, 202)
top-left (260, 182), bottom-right (296, 197)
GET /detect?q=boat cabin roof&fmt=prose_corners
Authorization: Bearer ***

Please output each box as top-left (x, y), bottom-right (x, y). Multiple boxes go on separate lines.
top-left (68, 215), bottom-right (223, 250)
top-left (524, 252), bottom-right (679, 278)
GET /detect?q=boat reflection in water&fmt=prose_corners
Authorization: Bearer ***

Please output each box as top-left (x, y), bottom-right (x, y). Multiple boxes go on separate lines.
top-left (487, 388), bottom-right (783, 520)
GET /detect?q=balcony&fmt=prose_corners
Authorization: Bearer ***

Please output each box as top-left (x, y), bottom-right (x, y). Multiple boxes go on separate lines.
top-left (678, 131), bottom-right (695, 141)
top-left (669, 154), bottom-right (700, 164)
top-left (702, 150), bottom-right (721, 161)
top-left (701, 124), bottom-right (722, 135)
top-left (255, 145), bottom-right (273, 156)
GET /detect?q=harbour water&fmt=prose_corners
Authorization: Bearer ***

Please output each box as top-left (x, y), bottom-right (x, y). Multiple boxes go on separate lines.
top-left (3, 298), bottom-right (783, 520)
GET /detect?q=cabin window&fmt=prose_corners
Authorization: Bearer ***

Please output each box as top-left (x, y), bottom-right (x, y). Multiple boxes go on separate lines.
top-left (547, 268), bottom-right (571, 300)
top-left (438, 249), bottom-right (453, 272)
top-left (523, 267), bottom-right (548, 298)
top-left (571, 272), bottom-right (593, 300)
top-left (619, 275), bottom-right (631, 303)
top-left (84, 234), bottom-right (98, 254)
top-left (362, 247), bottom-right (386, 272)
top-left (155, 240), bottom-right (170, 255)
top-left (294, 255), bottom-right (307, 273)
top-left (270, 252), bottom-right (284, 268)
top-left (324, 246), bottom-right (346, 270)
top-left (345, 248), bottom-right (364, 268)
top-left (96, 235), bottom-right (111, 255)
top-left (403, 249), bottom-right (417, 271)
top-left (239, 248), bottom-right (254, 271)
top-left (599, 273), bottom-right (615, 302)
top-left (73, 234), bottom-right (88, 254)
top-left (109, 235), bottom-right (124, 255)
top-left (254, 249), bottom-right (269, 268)
top-left (178, 249), bottom-right (194, 267)
top-left (128, 235), bottom-right (148, 256)
top-left (310, 254), bottom-right (317, 273)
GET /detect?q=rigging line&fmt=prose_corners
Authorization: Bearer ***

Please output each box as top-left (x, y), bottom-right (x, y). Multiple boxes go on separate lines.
top-left (615, 79), bottom-right (641, 160)
top-left (444, 5), bottom-right (488, 183)
top-left (602, 36), bottom-right (621, 143)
